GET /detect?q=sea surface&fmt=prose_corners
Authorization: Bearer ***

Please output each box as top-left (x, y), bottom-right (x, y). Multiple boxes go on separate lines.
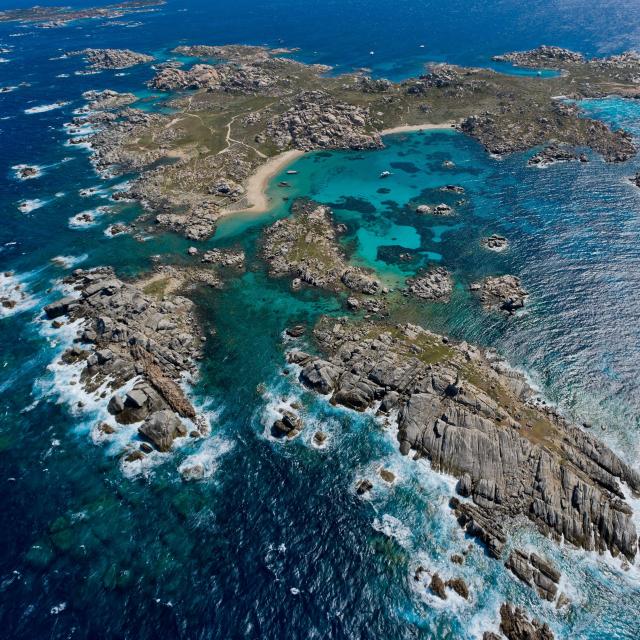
top-left (1, 1), bottom-right (640, 638)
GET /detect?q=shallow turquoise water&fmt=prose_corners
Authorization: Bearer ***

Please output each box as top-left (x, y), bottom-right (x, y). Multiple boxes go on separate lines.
top-left (2, 5), bottom-right (640, 640)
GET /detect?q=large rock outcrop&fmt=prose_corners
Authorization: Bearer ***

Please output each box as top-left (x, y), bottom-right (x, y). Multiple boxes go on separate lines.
top-left (44, 267), bottom-right (205, 454)
top-left (288, 318), bottom-right (640, 561)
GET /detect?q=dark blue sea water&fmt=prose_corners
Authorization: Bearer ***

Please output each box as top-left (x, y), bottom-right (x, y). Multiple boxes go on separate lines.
top-left (2, 2), bottom-right (640, 639)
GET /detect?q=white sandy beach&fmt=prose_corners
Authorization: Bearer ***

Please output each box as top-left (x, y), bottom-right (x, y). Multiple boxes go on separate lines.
top-left (232, 149), bottom-right (305, 214)
top-left (379, 121), bottom-right (457, 135)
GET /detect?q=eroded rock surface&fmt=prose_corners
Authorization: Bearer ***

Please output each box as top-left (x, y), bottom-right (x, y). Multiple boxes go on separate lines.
top-left (287, 317), bottom-right (640, 561)
top-left (471, 275), bottom-right (528, 314)
top-left (44, 267), bottom-right (205, 454)
top-left (405, 267), bottom-right (452, 302)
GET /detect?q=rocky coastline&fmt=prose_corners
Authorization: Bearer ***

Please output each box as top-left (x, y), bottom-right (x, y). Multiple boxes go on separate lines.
top-left (69, 42), bottom-right (640, 242)
top-left (286, 317), bottom-right (639, 564)
top-left (0, 0), bottom-right (165, 25)
top-left (43, 267), bottom-right (208, 462)
top-left (69, 48), bottom-right (154, 70)
top-left (262, 199), bottom-right (382, 298)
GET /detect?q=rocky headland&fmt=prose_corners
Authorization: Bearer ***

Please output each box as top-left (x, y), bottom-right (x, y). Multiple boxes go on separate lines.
top-left (43, 267), bottom-right (208, 460)
top-left (287, 317), bottom-right (639, 563)
top-left (69, 48), bottom-right (154, 70)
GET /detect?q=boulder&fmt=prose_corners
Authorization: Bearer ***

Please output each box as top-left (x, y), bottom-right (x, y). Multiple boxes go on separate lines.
top-left (138, 410), bottom-right (187, 452)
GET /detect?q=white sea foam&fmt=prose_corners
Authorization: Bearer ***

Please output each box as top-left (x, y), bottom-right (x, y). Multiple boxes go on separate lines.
top-left (259, 386), bottom-right (304, 441)
top-left (68, 206), bottom-right (111, 229)
top-left (0, 271), bottom-right (37, 318)
top-left (50, 254), bottom-right (88, 269)
top-left (177, 436), bottom-right (234, 481)
top-left (371, 514), bottom-right (413, 548)
top-left (50, 602), bottom-right (66, 615)
top-left (104, 224), bottom-right (129, 237)
top-left (17, 198), bottom-right (47, 213)
top-left (11, 163), bottom-right (43, 180)
top-left (24, 101), bottom-right (69, 114)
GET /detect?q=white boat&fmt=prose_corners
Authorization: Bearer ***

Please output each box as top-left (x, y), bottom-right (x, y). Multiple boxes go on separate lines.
top-left (379, 170), bottom-right (391, 178)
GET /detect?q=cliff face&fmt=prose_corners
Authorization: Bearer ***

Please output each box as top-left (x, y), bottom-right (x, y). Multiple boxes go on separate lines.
top-left (288, 318), bottom-right (639, 561)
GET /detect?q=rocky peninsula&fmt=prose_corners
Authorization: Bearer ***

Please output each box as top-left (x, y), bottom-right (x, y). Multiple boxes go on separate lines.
top-left (43, 267), bottom-right (208, 462)
top-left (69, 48), bottom-right (154, 70)
top-left (287, 316), bottom-right (639, 577)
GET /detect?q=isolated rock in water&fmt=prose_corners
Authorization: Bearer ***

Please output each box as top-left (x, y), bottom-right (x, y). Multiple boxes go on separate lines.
top-left (481, 234), bottom-right (509, 252)
top-left (70, 48), bottom-right (153, 70)
top-left (630, 172), bottom-right (640, 188)
top-left (356, 479), bottom-right (373, 495)
top-left (286, 324), bottom-right (306, 338)
top-left (179, 461), bottom-right (206, 481)
top-left (429, 573), bottom-right (447, 599)
top-left (528, 144), bottom-right (582, 167)
top-left (445, 577), bottom-right (469, 599)
top-left (499, 603), bottom-right (555, 640)
top-left (405, 267), bottom-right (452, 302)
top-left (433, 203), bottom-right (453, 215)
top-left (472, 275), bottom-right (527, 314)
top-left (139, 410), bottom-right (187, 452)
top-left (415, 204), bottom-right (432, 214)
top-left (272, 411), bottom-right (302, 438)
top-left (201, 248), bottom-right (245, 268)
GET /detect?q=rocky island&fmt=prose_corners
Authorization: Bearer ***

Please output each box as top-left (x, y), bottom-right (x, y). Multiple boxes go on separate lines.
top-left (68, 42), bottom-right (640, 243)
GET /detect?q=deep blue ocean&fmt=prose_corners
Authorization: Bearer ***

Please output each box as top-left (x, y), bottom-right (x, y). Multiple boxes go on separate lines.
top-left (2, 1), bottom-right (640, 638)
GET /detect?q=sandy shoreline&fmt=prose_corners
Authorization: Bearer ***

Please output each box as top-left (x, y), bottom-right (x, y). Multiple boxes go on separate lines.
top-left (379, 121), bottom-right (457, 135)
top-left (230, 122), bottom-right (457, 215)
top-left (229, 149), bottom-right (305, 214)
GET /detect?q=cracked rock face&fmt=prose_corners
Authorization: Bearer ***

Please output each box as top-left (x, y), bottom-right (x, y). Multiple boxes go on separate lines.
top-left (266, 91), bottom-right (383, 151)
top-left (405, 267), bottom-right (453, 302)
top-left (497, 603), bottom-right (555, 640)
top-left (44, 267), bottom-right (204, 453)
top-left (288, 317), bottom-right (639, 561)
